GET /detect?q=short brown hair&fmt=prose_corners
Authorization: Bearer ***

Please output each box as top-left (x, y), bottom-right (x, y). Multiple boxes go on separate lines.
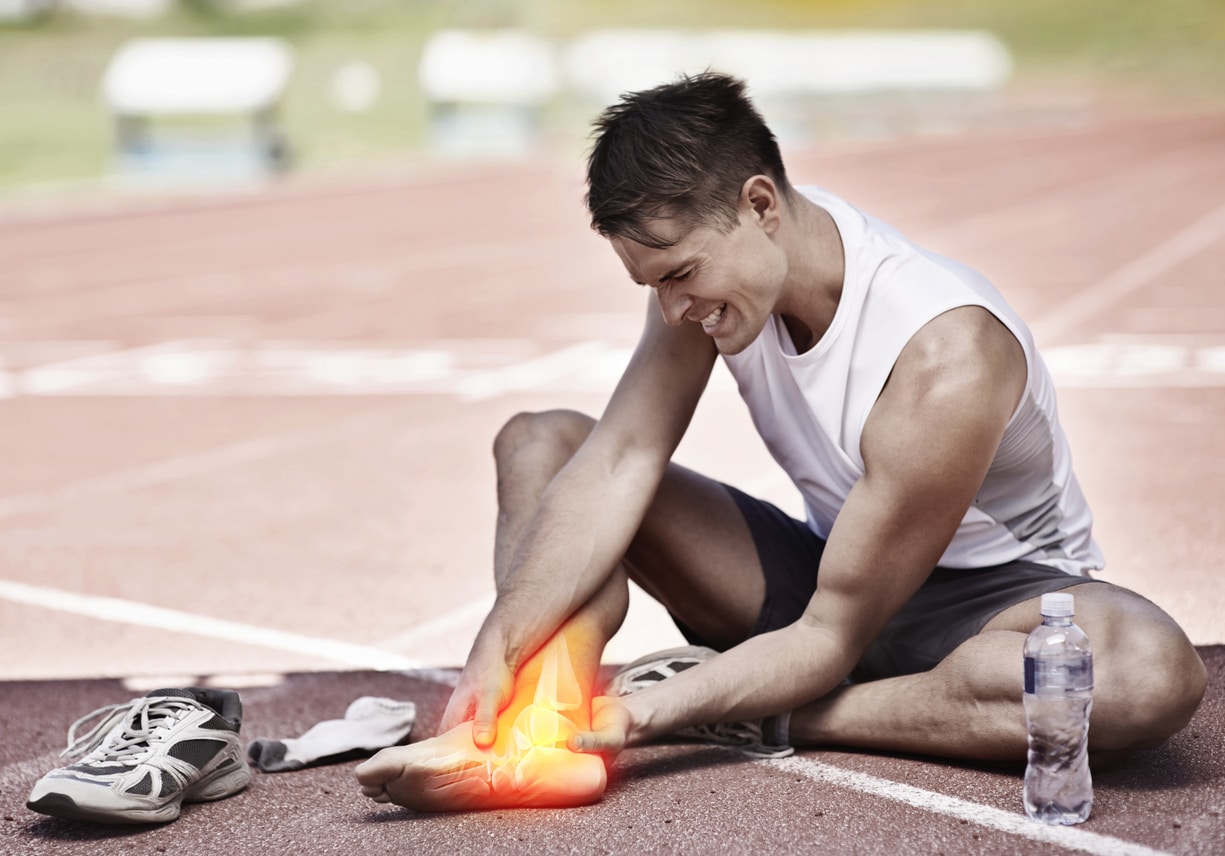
top-left (585, 72), bottom-right (788, 249)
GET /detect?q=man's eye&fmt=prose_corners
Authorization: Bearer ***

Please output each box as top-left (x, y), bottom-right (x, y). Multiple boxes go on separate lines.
top-left (671, 270), bottom-right (692, 282)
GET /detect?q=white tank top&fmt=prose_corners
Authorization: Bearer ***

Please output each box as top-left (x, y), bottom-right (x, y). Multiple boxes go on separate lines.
top-left (723, 186), bottom-right (1103, 576)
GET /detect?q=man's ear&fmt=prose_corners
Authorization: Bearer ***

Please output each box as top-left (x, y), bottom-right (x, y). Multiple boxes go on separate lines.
top-left (740, 175), bottom-right (781, 233)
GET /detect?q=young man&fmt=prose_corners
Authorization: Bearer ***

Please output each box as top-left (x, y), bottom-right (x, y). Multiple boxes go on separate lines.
top-left (357, 73), bottom-right (1205, 810)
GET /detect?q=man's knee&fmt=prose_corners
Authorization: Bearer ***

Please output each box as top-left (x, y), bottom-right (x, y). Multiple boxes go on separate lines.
top-left (1095, 621), bottom-right (1206, 754)
top-left (493, 409), bottom-right (594, 466)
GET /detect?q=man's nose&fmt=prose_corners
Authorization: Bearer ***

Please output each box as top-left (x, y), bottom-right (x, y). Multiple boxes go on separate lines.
top-left (657, 286), bottom-right (692, 327)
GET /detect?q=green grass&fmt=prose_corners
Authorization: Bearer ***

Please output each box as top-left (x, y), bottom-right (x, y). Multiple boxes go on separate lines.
top-left (1, 0), bottom-right (1221, 191)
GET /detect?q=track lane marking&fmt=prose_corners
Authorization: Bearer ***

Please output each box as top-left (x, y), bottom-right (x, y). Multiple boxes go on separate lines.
top-left (1033, 200), bottom-right (1225, 344)
top-left (377, 596), bottom-right (495, 653)
top-left (9, 334), bottom-right (1225, 399)
top-left (454, 341), bottom-right (613, 401)
top-left (771, 756), bottom-right (1168, 856)
top-left (0, 579), bottom-right (420, 671)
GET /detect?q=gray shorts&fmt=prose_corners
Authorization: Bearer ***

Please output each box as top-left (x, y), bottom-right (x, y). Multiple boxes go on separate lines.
top-left (669, 484), bottom-right (1107, 682)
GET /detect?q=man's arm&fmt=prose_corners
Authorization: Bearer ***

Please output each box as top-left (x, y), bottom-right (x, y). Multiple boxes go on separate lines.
top-left (576, 306), bottom-right (1028, 751)
top-left (443, 293), bottom-right (719, 744)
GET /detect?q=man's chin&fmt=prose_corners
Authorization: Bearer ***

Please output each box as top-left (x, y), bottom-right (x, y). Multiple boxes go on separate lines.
top-left (713, 332), bottom-right (754, 357)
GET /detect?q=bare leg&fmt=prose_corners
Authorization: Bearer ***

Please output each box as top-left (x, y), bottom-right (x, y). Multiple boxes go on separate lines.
top-left (490, 412), bottom-right (631, 656)
top-left (357, 411), bottom-right (621, 811)
top-left (790, 583), bottom-right (1206, 764)
top-left (489, 409), bottom-right (768, 666)
top-left (357, 408), bottom-right (778, 811)
top-left (480, 415), bottom-right (1205, 770)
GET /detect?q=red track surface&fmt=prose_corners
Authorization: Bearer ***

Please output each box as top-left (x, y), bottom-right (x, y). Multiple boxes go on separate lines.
top-left (1, 105), bottom-right (1223, 854)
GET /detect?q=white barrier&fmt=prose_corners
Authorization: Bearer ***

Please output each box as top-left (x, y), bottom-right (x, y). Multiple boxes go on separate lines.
top-left (558, 29), bottom-right (703, 103)
top-left (563, 28), bottom-right (1013, 101)
top-left (418, 30), bottom-right (558, 107)
top-left (101, 37), bottom-right (295, 184)
top-left (64, 0), bottom-right (170, 17)
top-left (418, 27), bottom-right (1014, 152)
top-left (0, 0), bottom-right (53, 21)
top-left (417, 29), bottom-right (558, 157)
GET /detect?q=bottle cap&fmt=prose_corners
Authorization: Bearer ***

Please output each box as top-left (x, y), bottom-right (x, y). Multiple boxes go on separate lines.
top-left (1039, 592), bottom-right (1074, 617)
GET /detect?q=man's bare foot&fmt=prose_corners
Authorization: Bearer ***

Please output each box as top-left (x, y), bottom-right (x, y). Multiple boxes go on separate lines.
top-left (355, 634), bottom-right (606, 810)
top-left (355, 714), bottom-right (606, 810)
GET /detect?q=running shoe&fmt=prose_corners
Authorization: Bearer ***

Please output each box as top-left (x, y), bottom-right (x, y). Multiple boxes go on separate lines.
top-left (26, 687), bottom-right (251, 824)
top-left (605, 645), bottom-right (794, 759)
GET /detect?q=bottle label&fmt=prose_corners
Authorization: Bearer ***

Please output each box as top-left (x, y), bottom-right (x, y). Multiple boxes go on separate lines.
top-left (1024, 653), bottom-right (1094, 693)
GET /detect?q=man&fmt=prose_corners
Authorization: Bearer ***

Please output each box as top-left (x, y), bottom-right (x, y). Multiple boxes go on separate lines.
top-left (357, 72), bottom-right (1205, 810)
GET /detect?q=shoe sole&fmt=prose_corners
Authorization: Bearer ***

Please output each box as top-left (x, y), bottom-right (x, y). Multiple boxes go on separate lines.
top-left (26, 763), bottom-right (251, 825)
top-left (605, 645), bottom-right (716, 696)
top-left (614, 645), bottom-right (717, 675)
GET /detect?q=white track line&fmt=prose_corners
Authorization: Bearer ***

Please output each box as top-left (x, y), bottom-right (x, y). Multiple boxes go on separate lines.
top-left (1033, 200), bottom-right (1225, 344)
top-left (0, 579), bottom-right (419, 671)
top-left (454, 341), bottom-right (610, 401)
top-left (0, 411), bottom-right (382, 520)
top-left (377, 595), bottom-right (494, 654)
top-left (771, 756), bottom-right (1167, 856)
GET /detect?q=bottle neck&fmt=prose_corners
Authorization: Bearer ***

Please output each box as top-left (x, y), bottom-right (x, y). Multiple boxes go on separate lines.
top-left (1043, 615), bottom-right (1073, 626)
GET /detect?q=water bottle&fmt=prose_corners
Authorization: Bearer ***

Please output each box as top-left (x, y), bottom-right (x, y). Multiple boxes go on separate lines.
top-left (1023, 591), bottom-right (1093, 825)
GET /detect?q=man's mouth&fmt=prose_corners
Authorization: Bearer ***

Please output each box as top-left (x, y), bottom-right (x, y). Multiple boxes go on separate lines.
top-left (700, 304), bottom-right (726, 330)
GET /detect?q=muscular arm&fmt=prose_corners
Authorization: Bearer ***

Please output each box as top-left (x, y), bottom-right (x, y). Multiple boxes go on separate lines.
top-left (603, 307), bottom-right (1028, 744)
top-left (466, 294), bottom-right (717, 703)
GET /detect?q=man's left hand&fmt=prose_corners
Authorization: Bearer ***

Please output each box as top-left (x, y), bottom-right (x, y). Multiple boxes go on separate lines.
top-left (569, 695), bottom-right (633, 761)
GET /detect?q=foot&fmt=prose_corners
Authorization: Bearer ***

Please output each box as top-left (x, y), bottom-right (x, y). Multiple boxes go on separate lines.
top-left (355, 713), bottom-right (606, 811)
top-left (356, 633), bottom-right (607, 811)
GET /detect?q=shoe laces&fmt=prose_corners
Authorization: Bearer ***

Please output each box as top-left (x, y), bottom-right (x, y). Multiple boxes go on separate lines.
top-left (61, 696), bottom-right (199, 763)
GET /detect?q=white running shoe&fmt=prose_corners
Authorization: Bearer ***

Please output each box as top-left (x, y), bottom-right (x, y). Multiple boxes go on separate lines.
top-left (606, 645), bottom-right (794, 759)
top-left (26, 688), bottom-right (251, 824)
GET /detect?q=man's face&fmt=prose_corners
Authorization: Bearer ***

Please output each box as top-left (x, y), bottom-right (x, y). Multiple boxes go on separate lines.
top-left (611, 208), bottom-right (786, 356)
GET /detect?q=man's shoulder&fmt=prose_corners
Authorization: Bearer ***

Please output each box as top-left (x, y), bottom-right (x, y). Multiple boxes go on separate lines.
top-left (895, 306), bottom-right (1026, 400)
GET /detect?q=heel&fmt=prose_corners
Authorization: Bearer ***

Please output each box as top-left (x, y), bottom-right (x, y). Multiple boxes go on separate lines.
top-left (184, 762), bottom-right (251, 803)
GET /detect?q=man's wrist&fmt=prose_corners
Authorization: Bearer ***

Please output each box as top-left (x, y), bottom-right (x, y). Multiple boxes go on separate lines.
top-left (470, 609), bottom-right (517, 668)
top-left (479, 596), bottom-right (538, 671)
top-left (617, 688), bottom-right (659, 746)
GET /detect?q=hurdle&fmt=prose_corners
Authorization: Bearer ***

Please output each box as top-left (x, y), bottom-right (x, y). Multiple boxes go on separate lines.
top-left (417, 29), bottom-right (559, 157)
top-left (0, 0), bottom-right (54, 22)
top-left (562, 29), bottom-right (1014, 142)
top-left (101, 37), bottom-right (295, 186)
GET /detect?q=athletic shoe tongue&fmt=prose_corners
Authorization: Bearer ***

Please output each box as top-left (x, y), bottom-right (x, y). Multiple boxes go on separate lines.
top-left (145, 688), bottom-right (195, 700)
top-left (121, 689), bottom-right (200, 734)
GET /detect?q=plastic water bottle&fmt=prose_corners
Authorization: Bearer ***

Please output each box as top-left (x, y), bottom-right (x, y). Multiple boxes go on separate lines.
top-left (1023, 592), bottom-right (1093, 824)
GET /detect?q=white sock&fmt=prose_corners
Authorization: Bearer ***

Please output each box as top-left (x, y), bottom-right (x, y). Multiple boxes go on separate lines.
top-left (248, 696), bottom-right (416, 772)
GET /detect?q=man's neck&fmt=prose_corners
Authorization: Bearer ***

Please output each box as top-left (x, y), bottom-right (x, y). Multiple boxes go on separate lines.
top-left (776, 194), bottom-right (845, 354)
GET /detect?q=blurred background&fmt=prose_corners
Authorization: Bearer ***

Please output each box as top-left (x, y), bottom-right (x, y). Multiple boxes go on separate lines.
top-left (1, 0), bottom-right (1223, 195)
top-left (1, 0), bottom-right (1224, 680)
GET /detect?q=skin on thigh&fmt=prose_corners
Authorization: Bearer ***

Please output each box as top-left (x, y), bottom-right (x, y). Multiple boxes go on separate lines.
top-left (622, 461), bottom-right (767, 651)
top-left (981, 580), bottom-right (1198, 695)
top-left (981, 580), bottom-right (1205, 750)
top-left (982, 581), bottom-right (1178, 640)
top-left (496, 408), bottom-right (767, 652)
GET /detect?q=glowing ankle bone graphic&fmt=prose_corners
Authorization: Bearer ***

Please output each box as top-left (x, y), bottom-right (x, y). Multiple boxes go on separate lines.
top-left (421, 635), bottom-right (606, 809)
top-left (488, 634), bottom-right (587, 798)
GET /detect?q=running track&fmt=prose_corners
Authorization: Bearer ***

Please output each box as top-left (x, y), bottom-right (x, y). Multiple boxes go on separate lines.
top-left (0, 105), bottom-right (1223, 854)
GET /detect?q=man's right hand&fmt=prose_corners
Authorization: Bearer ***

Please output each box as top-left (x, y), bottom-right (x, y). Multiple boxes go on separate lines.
top-left (438, 646), bottom-right (515, 749)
